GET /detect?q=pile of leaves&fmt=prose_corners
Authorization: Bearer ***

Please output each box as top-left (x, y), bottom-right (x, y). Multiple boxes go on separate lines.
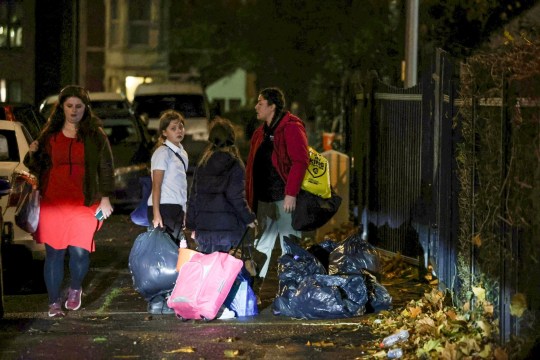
top-left (364, 278), bottom-right (512, 359)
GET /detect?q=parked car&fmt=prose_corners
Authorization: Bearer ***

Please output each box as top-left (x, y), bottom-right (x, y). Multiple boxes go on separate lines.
top-left (39, 91), bottom-right (133, 120)
top-left (0, 102), bottom-right (47, 140)
top-left (97, 108), bottom-right (153, 209)
top-left (0, 177), bottom-right (12, 318)
top-left (0, 120), bottom-right (45, 262)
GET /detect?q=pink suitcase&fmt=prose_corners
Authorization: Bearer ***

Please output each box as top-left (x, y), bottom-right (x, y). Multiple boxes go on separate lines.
top-left (167, 251), bottom-right (243, 320)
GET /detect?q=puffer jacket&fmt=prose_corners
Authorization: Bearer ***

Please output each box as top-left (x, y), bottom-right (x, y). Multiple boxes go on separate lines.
top-left (186, 151), bottom-right (255, 232)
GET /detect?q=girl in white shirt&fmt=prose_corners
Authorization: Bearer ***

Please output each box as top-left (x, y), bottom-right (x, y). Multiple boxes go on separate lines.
top-left (146, 110), bottom-right (189, 315)
top-left (147, 110), bottom-right (189, 247)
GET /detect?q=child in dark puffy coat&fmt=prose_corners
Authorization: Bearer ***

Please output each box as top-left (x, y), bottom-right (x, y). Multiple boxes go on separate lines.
top-left (186, 118), bottom-right (257, 254)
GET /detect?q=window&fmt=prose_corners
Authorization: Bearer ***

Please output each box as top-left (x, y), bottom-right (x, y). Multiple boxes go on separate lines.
top-left (102, 118), bottom-right (140, 145)
top-left (128, 0), bottom-right (151, 46)
top-left (229, 99), bottom-right (242, 111)
top-left (0, 79), bottom-right (22, 102)
top-left (110, 0), bottom-right (120, 46)
top-left (0, 0), bottom-right (23, 48)
top-left (0, 130), bottom-right (20, 162)
top-left (212, 99), bottom-right (226, 115)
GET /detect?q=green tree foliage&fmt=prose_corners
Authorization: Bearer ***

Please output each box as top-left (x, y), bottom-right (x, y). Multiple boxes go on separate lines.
top-left (169, 0), bottom-right (538, 116)
top-left (419, 0), bottom-right (539, 58)
top-left (170, 1), bottom-right (403, 107)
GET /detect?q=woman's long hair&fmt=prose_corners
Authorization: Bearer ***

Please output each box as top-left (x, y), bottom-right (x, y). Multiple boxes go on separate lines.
top-left (39, 85), bottom-right (102, 144)
top-left (198, 117), bottom-right (243, 167)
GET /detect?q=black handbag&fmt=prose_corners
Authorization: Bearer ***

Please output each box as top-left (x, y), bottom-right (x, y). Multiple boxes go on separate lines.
top-left (292, 189), bottom-right (342, 231)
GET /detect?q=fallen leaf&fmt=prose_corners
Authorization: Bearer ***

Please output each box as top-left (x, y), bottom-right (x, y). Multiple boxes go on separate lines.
top-left (416, 324), bottom-right (437, 335)
top-left (483, 303), bottom-right (494, 315)
top-left (409, 306), bottom-right (422, 318)
top-left (424, 288), bottom-right (444, 309)
top-left (440, 341), bottom-right (458, 360)
top-left (372, 350), bottom-right (387, 358)
top-left (93, 337), bottom-right (107, 342)
top-left (458, 336), bottom-right (481, 355)
top-left (510, 293), bottom-right (527, 317)
top-left (477, 344), bottom-right (492, 358)
top-left (223, 349), bottom-right (240, 357)
top-left (423, 339), bottom-right (442, 352)
top-left (163, 347), bottom-right (196, 354)
top-left (417, 316), bottom-right (436, 327)
top-left (306, 340), bottom-right (335, 347)
top-left (472, 286), bottom-right (486, 303)
top-left (476, 320), bottom-right (492, 337)
top-left (446, 309), bottom-right (457, 320)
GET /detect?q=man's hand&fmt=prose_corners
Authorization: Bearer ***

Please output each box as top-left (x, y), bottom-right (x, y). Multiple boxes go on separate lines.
top-left (283, 195), bottom-right (296, 213)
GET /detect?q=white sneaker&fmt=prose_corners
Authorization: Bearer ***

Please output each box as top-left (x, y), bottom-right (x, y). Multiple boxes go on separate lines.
top-left (179, 239), bottom-right (188, 249)
top-left (218, 308), bottom-right (236, 319)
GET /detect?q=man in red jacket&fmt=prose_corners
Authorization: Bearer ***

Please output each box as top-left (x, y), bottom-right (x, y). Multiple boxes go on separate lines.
top-left (245, 87), bottom-right (309, 279)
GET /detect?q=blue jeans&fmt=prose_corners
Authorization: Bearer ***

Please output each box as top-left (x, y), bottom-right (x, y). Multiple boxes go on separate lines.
top-left (44, 244), bottom-right (89, 304)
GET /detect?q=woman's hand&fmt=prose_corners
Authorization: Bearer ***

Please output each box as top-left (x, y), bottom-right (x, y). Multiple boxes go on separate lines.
top-left (29, 140), bottom-right (39, 153)
top-left (283, 195), bottom-right (296, 213)
top-left (98, 197), bottom-right (114, 219)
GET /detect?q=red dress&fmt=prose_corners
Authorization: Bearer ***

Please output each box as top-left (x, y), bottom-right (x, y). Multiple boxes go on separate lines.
top-left (36, 132), bottom-right (102, 252)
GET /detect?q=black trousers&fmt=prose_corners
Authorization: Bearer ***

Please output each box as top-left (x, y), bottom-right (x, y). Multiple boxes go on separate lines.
top-left (147, 204), bottom-right (185, 245)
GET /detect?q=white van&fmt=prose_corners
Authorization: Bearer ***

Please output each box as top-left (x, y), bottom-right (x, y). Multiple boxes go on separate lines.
top-left (132, 82), bottom-right (210, 142)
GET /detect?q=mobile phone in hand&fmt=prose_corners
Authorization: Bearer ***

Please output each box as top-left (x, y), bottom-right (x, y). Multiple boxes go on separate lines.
top-left (95, 208), bottom-right (105, 221)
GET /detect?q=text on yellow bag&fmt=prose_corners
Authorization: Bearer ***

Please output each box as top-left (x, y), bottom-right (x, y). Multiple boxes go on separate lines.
top-left (301, 147), bottom-right (332, 199)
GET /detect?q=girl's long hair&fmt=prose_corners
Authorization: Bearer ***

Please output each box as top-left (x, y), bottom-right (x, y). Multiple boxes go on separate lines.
top-left (151, 109), bottom-right (185, 153)
top-left (198, 117), bottom-right (243, 167)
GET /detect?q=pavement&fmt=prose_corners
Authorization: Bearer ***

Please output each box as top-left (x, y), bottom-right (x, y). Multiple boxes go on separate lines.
top-left (0, 214), bottom-right (430, 359)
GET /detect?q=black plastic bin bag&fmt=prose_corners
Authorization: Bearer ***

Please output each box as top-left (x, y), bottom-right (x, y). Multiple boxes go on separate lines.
top-left (328, 232), bottom-right (380, 275)
top-left (273, 274), bottom-right (368, 319)
top-left (363, 269), bottom-right (393, 312)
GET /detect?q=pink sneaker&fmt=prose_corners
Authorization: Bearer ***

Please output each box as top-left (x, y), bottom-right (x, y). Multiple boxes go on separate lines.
top-left (65, 288), bottom-right (83, 310)
top-left (48, 302), bottom-right (66, 318)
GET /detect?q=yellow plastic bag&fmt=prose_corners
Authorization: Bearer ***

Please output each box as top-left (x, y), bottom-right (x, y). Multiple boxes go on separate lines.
top-left (301, 147), bottom-right (331, 199)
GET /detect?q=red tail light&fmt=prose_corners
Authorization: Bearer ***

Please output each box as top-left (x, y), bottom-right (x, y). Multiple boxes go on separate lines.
top-left (5, 105), bottom-right (16, 122)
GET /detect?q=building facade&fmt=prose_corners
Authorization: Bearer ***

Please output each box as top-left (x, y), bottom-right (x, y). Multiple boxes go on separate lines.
top-left (102, 0), bottom-right (170, 100)
top-left (0, 0), bottom-right (36, 103)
